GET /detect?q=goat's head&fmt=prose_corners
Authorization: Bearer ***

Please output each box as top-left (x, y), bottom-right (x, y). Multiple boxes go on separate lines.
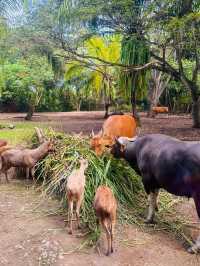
top-left (111, 136), bottom-right (138, 158)
top-left (79, 158), bottom-right (88, 169)
top-left (90, 130), bottom-right (113, 156)
top-left (0, 139), bottom-right (7, 147)
top-left (44, 139), bottom-right (55, 153)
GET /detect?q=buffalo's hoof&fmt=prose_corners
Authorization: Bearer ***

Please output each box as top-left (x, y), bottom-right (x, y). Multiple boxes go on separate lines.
top-left (144, 219), bottom-right (156, 224)
top-left (187, 246), bottom-right (199, 254)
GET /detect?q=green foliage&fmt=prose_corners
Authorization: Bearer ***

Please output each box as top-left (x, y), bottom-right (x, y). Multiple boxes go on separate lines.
top-left (0, 55), bottom-right (54, 111)
top-left (65, 35), bottom-right (121, 108)
top-left (120, 36), bottom-right (150, 100)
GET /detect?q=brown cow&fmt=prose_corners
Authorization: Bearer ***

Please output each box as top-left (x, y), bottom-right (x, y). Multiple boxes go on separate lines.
top-left (152, 106), bottom-right (168, 114)
top-left (90, 115), bottom-right (137, 156)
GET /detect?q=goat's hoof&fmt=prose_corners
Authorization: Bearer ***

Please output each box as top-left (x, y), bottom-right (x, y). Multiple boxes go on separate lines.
top-left (68, 230), bottom-right (73, 235)
top-left (155, 206), bottom-right (159, 212)
top-left (111, 248), bottom-right (114, 253)
top-left (106, 251), bottom-right (110, 256)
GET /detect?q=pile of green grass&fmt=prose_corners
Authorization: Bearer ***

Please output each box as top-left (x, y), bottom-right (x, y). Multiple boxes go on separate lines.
top-left (35, 129), bottom-right (145, 230)
top-left (35, 129), bottom-right (192, 247)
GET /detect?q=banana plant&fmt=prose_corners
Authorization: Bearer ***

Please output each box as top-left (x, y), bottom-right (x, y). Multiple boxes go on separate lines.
top-left (65, 35), bottom-right (121, 117)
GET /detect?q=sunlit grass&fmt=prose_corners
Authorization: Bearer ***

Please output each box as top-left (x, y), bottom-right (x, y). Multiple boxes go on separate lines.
top-left (0, 121), bottom-right (46, 145)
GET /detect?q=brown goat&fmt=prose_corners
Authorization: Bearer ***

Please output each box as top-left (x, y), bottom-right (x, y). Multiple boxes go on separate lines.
top-left (66, 158), bottom-right (88, 234)
top-left (93, 185), bottom-right (117, 256)
top-left (0, 140), bottom-right (54, 182)
top-left (0, 139), bottom-right (7, 147)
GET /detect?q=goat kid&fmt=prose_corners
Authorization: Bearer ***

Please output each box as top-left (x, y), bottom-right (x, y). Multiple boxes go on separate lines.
top-left (93, 185), bottom-right (117, 256)
top-left (0, 140), bottom-right (54, 182)
top-left (66, 158), bottom-right (88, 234)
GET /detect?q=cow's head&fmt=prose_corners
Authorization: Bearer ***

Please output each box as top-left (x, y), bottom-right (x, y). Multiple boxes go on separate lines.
top-left (111, 136), bottom-right (138, 158)
top-left (90, 130), bottom-right (113, 156)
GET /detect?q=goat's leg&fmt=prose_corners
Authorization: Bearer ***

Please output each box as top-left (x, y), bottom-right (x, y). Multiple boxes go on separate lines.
top-left (26, 168), bottom-right (30, 180)
top-left (30, 167), bottom-right (35, 182)
top-left (76, 196), bottom-right (83, 229)
top-left (110, 220), bottom-right (114, 253)
top-left (102, 219), bottom-right (111, 256)
top-left (68, 200), bottom-right (73, 234)
top-left (5, 171), bottom-right (9, 183)
top-left (188, 193), bottom-right (200, 254)
top-left (145, 191), bottom-right (159, 224)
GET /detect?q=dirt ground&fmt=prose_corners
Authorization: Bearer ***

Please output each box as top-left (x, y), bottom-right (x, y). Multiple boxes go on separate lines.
top-left (1, 111), bottom-right (200, 266)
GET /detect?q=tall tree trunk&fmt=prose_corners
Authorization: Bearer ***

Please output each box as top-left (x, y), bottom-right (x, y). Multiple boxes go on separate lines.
top-left (104, 103), bottom-right (110, 119)
top-left (191, 85), bottom-right (200, 128)
top-left (131, 88), bottom-right (141, 126)
top-left (25, 104), bottom-right (35, 121)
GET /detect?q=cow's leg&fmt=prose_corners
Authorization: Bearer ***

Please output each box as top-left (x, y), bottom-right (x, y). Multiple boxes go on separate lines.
top-left (155, 189), bottom-right (159, 211)
top-left (145, 190), bottom-right (159, 224)
top-left (188, 192), bottom-right (200, 254)
top-left (142, 174), bottom-right (159, 223)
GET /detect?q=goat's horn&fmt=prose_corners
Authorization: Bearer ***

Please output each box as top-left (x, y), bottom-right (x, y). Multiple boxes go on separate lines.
top-left (34, 127), bottom-right (44, 143)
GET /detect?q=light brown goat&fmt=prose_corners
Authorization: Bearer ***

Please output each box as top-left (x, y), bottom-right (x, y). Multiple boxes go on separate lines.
top-left (0, 140), bottom-right (54, 182)
top-left (93, 185), bottom-right (117, 256)
top-left (66, 158), bottom-right (88, 234)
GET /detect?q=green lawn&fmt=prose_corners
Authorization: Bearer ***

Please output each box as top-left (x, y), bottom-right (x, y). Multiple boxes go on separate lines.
top-left (0, 121), bottom-right (46, 145)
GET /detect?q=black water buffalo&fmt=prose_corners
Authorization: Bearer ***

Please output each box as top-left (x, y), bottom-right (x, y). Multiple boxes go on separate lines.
top-left (111, 134), bottom-right (200, 253)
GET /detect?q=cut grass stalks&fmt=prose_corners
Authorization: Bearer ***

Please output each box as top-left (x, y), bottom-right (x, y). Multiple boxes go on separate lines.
top-left (34, 128), bottom-right (193, 247)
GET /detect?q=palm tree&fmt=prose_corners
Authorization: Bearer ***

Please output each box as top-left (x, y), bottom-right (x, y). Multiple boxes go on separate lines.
top-left (65, 35), bottom-right (121, 117)
top-left (0, 1), bottom-right (23, 17)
